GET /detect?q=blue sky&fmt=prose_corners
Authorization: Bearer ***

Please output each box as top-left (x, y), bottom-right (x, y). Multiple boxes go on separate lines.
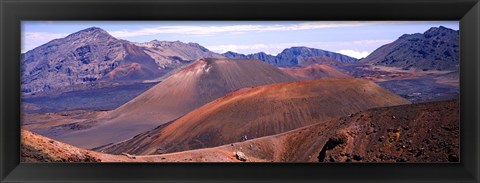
top-left (22, 21), bottom-right (458, 59)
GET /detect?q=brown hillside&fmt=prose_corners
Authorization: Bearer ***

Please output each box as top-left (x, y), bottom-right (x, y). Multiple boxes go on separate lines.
top-left (103, 78), bottom-right (410, 155)
top-left (279, 64), bottom-right (351, 80)
top-left (55, 58), bottom-right (296, 149)
top-left (23, 100), bottom-right (458, 163)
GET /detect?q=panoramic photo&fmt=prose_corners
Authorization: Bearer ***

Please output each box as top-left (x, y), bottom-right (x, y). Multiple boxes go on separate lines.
top-left (20, 21), bottom-right (459, 162)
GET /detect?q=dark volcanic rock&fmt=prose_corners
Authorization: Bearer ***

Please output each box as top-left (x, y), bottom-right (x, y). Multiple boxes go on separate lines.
top-left (21, 27), bottom-right (159, 94)
top-left (222, 47), bottom-right (357, 67)
top-left (360, 26), bottom-right (459, 71)
top-left (275, 47), bottom-right (358, 66)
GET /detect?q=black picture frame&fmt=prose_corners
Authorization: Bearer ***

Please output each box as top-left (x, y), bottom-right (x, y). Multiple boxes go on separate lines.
top-left (1, 0), bottom-right (479, 182)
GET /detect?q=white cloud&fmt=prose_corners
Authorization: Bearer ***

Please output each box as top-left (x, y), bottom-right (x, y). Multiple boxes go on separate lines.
top-left (110, 21), bottom-right (383, 38)
top-left (205, 39), bottom-right (393, 56)
top-left (336, 50), bottom-right (371, 59)
top-left (22, 32), bottom-right (68, 52)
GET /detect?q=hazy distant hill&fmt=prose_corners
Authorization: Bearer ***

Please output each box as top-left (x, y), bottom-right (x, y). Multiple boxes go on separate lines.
top-left (222, 47), bottom-right (358, 67)
top-left (360, 26), bottom-right (459, 71)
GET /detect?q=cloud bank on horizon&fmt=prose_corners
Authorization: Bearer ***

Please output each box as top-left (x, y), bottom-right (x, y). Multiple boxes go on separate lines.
top-left (22, 21), bottom-right (459, 59)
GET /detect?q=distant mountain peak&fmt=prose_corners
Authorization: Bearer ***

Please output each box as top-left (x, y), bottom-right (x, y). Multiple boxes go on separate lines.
top-left (64, 27), bottom-right (116, 41)
top-left (397, 26), bottom-right (457, 40)
top-left (281, 46), bottom-right (328, 53)
top-left (223, 51), bottom-right (238, 54)
top-left (143, 40), bottom-right (188, 46)
top-left (281, 46), bottom-right (308, 52)
top-left (424, 26), bottom-right (457, 38)
top-left (425, 26), bottom-right (453, 32)
top-left (74, 27), bottom-right (109, 35)
top-left (83, 26), bottom-right (105, 32)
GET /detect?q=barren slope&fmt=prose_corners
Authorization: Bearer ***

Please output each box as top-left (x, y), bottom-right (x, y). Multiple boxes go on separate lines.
top-left (21, 129), bottom-right (253, 162)
top-left (279, 64), bottom-right (351, 80)
top-left (103, 78), bottom-right (410, 155)
top-left (222, 47), bottom-right (358, 67)
top-left (55, 58), bottom-right (296, 149)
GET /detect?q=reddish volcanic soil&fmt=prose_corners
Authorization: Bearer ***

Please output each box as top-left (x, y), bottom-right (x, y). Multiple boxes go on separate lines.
top-left (54, 58), bottom-right (296, 149)
top-left (22, 100), bottom-right (458, 163)
top-left (279, 64), bottom-right (351, 80)
top-left (22, 129), bottom-right (256, 162)
top-left (102, 78), bottom-right (410, 155)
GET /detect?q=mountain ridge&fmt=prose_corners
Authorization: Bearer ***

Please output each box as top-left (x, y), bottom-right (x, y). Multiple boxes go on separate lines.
top-left (360, 26), bottom-right (459, 71)
top-left (53, 58), bottom-right (296, 149)
top-left (22, 27), bottom-right (360, 95)
top-left (22, 99), bottom-right (458, 163)
top-left (102, 78), bottom-right (411, 155)
top-left (222, 46), bottom-right (358, 67)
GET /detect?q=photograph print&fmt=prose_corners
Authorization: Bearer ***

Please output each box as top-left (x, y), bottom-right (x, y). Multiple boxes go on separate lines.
top-left (20, 21), bottom-right (460, 163)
